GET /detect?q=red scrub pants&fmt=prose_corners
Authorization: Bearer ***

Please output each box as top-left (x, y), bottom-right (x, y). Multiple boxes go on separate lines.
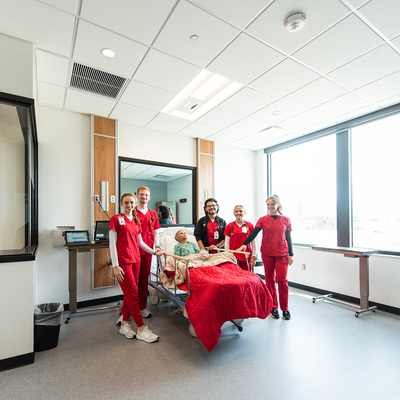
top-left (261, 254), bottom-right (289, 311)
top-left (138, 253), bottom-right (152, 311)
top-left (119, 262), bottom-right (144, 327)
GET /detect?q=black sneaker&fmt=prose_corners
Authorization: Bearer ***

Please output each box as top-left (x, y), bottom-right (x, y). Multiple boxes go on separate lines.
top-left (270, 308), bottom-right (280, 319)
top-left (282, 310), bottom-right (291, 320)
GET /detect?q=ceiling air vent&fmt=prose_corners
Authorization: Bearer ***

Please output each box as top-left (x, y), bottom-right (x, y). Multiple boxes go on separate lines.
top-left (70, 62), bottom-right (126, 99)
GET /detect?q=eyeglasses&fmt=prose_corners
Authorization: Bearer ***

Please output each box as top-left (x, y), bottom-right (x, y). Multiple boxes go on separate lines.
top-left (206, 204), bottom-right (217, 208)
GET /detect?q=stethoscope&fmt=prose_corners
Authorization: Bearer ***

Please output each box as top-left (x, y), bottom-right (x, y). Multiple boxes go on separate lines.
top-left (230, 221), bottom-right (247, 236)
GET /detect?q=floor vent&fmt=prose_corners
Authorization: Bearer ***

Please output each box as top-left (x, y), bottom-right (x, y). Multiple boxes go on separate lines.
top-left (70, 63), bottom-right (126, 99)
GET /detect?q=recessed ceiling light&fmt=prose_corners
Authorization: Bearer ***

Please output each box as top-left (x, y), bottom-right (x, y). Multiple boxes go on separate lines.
top-left (162, 70), bottom-right (243, 121)
top-left (101, 48), bottom-right (115, 58)
top-left (283, 13), bottom-right (306, 32)
top-left (190, 35), bottom-right (200, 43)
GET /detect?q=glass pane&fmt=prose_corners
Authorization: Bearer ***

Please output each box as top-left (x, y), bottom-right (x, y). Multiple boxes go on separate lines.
top-left (352, 114), bottom-right (400, 251)
top-left (0, 103), bottom-right (27, 252)
top-left (120, 160), bottom-right (194, 225)
top-left (270, 135), bottom-right (337, 246)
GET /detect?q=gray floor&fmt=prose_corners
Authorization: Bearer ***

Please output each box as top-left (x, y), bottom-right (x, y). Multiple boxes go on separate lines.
top-left (1, 287), bottom-right (400, 400)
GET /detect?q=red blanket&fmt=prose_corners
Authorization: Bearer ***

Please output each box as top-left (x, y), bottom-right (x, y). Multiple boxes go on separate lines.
top-left (179, 262), bottom-right (272, 352)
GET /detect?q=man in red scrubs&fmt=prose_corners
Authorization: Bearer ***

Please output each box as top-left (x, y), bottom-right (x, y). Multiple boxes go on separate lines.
top-left (136, 186), bottom-right (161, 318)
top-left (194, 198), bottom-right (226, 253)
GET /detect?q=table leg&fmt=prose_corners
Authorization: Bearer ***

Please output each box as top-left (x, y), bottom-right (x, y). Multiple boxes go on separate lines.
top-left (68, 248), bottom-right (78, 315)
top-left (359, 256), bottom-right (369, 310)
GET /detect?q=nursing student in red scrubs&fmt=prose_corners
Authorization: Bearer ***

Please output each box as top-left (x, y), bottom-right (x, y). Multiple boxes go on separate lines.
top-left (238, 195), bottom-right (293, 320)
top-left (224, 205), bottom-right (257, 271)
top-left (109, 193), bottom-right (163, 343)
top-left (194, 198), bottom-right (226, 254)
top-left (135, 186), bottom-right (161, 318)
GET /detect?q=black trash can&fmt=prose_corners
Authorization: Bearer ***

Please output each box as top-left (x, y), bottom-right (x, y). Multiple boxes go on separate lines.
top-left (34, 302), bottom-right (64, 351)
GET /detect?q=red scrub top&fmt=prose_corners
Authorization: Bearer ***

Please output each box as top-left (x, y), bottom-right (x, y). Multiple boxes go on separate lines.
top-left (224, 221), bottom-right (254, 261)
top-left (256, 215), bottom-right (292, 257)
top-left (207, 219), bottom-right (219, 246)
top-left (109, 213), bottom-right (142, 264)
top-left (136, 208), bottom-right (160, 255)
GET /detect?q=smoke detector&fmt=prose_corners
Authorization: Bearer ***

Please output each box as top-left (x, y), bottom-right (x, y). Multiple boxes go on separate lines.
top-left (284, 13), bottom-right (306, 32)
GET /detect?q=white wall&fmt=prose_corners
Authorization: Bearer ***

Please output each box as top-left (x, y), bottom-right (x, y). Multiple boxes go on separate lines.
top-left (288, 247), bottom-right (400, 308)
top-left (0, 34), bottom-right (34, 362)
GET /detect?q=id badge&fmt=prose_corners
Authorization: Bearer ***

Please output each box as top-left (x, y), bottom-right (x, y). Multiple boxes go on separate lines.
top-left (118, 217), bottom-right (125, 225)
top-left (242, 227), bottom-right (247, 234)
top-left (214, 231), bottom-right (219, 240)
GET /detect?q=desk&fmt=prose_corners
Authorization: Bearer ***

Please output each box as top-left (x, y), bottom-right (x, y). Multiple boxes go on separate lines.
top-left (311, 246), bottom-right (377, 317)
top-left (66, 242), bottom-right (120, 323)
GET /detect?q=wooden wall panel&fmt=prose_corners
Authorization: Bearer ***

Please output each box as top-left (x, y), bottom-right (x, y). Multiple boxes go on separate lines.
top-left (93, 116), bottom-right (116, 288)
top-left (197, 138), bottom-right (214, 220)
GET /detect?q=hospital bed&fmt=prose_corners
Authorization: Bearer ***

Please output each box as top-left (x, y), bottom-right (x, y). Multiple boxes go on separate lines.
top-left (148, 226), bottom-right (272, 352)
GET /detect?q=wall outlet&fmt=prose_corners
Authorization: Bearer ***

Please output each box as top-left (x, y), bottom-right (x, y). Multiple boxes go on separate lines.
top-left (302, 264), bottom-right (306, 270)
top-left (110, 195), bottom-right (115, 203)
top-left (94, 195), bottom-right (99, 202)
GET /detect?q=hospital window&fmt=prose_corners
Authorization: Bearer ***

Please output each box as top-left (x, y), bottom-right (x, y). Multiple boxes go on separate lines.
top-left (269, 135), bottom-right (337, 247)
top-left (351, 113), bottom-right (400, 252)
top-left (0, 92), bottom-right (38, 262)
top-left (266, 103), bottom-right (400, 255)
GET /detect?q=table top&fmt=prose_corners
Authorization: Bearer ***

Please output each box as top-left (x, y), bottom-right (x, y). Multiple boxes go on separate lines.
top-left (311, 246), bottom-right (376, 257)
top-left (66, 241), bottom-right (109, 251)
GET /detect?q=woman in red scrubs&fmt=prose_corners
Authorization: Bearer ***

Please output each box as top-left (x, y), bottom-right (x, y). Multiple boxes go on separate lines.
top-left (224, 205), bottom-right (257, 271)
top-left (109, 193), bottom-right (163, 342)
top-left (238, 195), bottom-right (293, 320)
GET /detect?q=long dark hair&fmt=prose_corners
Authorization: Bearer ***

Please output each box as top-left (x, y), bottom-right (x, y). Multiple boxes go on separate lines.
top-left (159, 205), bottom-right (170, 219)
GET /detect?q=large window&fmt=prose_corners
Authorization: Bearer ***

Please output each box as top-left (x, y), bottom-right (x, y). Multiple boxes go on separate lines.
top-left (266, 104), bottom-right (400, 254)
top-left (270, 135), bottom-right (337, 246)
top-left (352, 114), bottom-right (400, 252)
top-left (0, 92), bottom-right (38, 262)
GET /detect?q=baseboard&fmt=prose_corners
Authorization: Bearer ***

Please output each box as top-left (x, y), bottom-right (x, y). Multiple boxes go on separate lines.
top-left (0, 352), bottom-right (35, 372)
top-left (288, 281), bottom-right (400, 316)
top-left (63, 294), bottom-right (123, 311)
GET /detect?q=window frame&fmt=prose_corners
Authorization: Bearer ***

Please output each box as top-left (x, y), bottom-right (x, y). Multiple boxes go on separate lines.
top-left (0, 91), bottom-right (38, 263)
top-left (264, 102), bottom-right (400, 256)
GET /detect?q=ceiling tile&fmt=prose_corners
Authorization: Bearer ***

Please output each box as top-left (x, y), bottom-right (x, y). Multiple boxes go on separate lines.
top-left (292, 14), bottom-right (383, 74)
top-left (39, 0), bottom-right (79, 14)
top-left (0, 0), bottom-right (75, 56)
top-left (283, 78), bottom-right (347, 109)
top-left (146, 113), bottom-right (192, 134)
top-left (251, 100), bottom-right (305, 124)
top-left (110, 103), bottom-right (157, 126)
top-left (358, 0), bottom-right (400, 39)
top-left (207, 33), bottom-right (285, 84)
top-left (36, 51), bottom-right (70, 86)
top-left (132, 49), bottom-right (201, 93)
top-left (219, 87), bottom-right (276, 115)
top-left (345, 0), bottom-right (369, 9)
top-left (65, 88), bottom-right (116, 116)
top-left (246, 0), bottom-right (351, 54)
top-left (73, 20), bottom-right (148, 78)
top-left (355, 70), bottom-right (400, 103)
top-left (177, 121), bottom-right (221, 139)
top-left (327, 44), bottom-right (400, 90)
top-left (279, 111), bottom-right (325, 132)
top-left (250, 58), bottom-right (320, 98)
top-left (119, 80), bottom-right (176, 112)
top-left (153, 1), bottom-right (239, 67)
top-left (80, 0), bottom-right (176, 45)
top-left (37, 82), bottom-right (65, 108)
top-left (190, 0), bottom-right (270, 28)
top-left (310, 92), bottom-right (371, 119)
top-left (196, 107), bottom-right (244, 129)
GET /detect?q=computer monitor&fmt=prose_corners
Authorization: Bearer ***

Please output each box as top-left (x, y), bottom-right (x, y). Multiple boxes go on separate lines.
top-left (94, 220), bottom-right (110, 242)
top-left (64, 230), bottom-right (91, 246)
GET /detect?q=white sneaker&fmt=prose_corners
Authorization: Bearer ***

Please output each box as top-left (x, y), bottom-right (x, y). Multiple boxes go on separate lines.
top-left (117, 315), bottom-right (131, 325)
top-left (119, 324), bottom-right (136, 339)
top-left (140, 309), bottom-right (152, 318)
top-left (136, 326), bottom-right (159, 343)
